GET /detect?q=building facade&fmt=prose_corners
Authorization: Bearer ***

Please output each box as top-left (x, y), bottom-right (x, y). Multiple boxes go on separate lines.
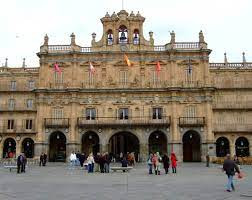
top-left (0, 10), bottom-right (251, 162)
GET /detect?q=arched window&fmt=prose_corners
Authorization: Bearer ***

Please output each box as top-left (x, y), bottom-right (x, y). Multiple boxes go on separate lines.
top-left (235, 137), bottom-right (250, 157)
top-left (107, 29), bottom-right (113, 45)
top-left (119, 25), bottom-right (128, 44)
top-left (133, 29), bottom-right (140, 44)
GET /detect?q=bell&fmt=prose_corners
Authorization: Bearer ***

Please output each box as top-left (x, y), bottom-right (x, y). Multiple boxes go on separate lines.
top-left (120, 31), bottom-right (127, 41)
top-left (134, 33), bottom-right (138, 39)
top-left (108, 33), bottom-right (113, 40)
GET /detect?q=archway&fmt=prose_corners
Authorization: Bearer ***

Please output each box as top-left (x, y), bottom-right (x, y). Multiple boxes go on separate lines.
top-left (183, 130), bottom-right (201, 162)
top-left (216, 137), bottom-right (230, 157)
top-left (3, 138), bottom-right (16, 158)
top-left (109, 132), bottom-right (140, 161)
top-left (22, 138), bottom-right (34, 158)
top-left (49, 131), bottom-right (66, 162)
top-left (148, 131), bottom-right (167, 155)
top-left (235, 137), bottom-right (250, 157)
top-left (82, 131), bottom-right (100, 155)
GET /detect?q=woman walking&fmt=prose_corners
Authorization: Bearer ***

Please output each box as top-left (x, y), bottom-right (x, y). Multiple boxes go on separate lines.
top-left (147, 153), bottom-right (153, 174)
top-left (171, 152), bottom-right (177, 173)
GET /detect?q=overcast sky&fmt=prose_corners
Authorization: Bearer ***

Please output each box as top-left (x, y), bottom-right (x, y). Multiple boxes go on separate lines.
top-left (0, 0), bottom-right (251, 67)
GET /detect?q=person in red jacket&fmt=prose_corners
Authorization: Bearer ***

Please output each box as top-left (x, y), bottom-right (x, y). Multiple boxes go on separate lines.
top-left (171, 152), bottom-right (177, 173)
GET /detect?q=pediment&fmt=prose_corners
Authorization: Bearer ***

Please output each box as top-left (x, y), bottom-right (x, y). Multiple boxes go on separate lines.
top-left (80, 61), bottom-right (100, 67)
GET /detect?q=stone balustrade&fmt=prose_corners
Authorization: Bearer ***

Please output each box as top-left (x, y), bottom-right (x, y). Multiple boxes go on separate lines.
top-left (213, 123), bottom-right (252, 132)
top-left (209, 62), bottom-right (252, 69)
top-left (212, 101), bottom-right (252, 109)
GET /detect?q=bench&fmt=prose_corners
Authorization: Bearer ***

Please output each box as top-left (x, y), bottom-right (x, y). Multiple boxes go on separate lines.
top-left (4, 165), bottom-right (18, 172)
top-left (110, 167), bottom-right (133, 172)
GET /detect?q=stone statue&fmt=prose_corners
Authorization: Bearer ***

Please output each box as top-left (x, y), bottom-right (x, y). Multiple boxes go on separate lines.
top-left (170, 31), bottom-right (175, 43)
top-left (149, 31), bottom-right (154, 46)
top-left (199, 30), bottom-right (205, 43)
top-left (44, 34), bottom-right (49, 46)
top-left (70, 33), bottom-right (76, 45)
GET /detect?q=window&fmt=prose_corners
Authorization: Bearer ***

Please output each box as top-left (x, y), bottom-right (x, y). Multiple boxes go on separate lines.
top-left (52, 108), bottom-right (63, 118)
top-left (119, 71), bottom-right (128, 86)
top-left (25, 119), bottom-right (33, 129)
top-left (10, 81), bottom-right (16, 90)
top-left (185, 63), bottom-right (193, 84)
top-left (153, 108), bottom-right (162, 119)
top-left (26, 99), bottom-right (33, 109)
top-left (54, 71), bottom-right (63, 84)
top-left (86, 108), bottom-right (96, 120)
top-left (118, 108), bottom-right (129, 120)
top-left (8, 99), bottom-right (15, 110)
top-left (88, 71), bottom-right (94, 86)
top-left (7, 119), bottom-right (14, 129)
top-left (152, 70), bottom-right (160, 86)
top-left (28, 80), bottom-right (35, 89)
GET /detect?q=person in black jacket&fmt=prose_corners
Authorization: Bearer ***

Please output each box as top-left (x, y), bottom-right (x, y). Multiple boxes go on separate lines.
top-left (162, 154), bottom-right (170, 174)
top-left (121, 157), bottom-right (128, 172)
top-left (17, 154), bottom-right (24, 174)
top-left (223, 154), bottom-right (240, 192)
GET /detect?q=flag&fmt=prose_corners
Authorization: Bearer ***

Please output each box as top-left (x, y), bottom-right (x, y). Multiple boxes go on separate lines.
top-left (156, 61), bottom-right (161, 75)
top-left (124, 54), bottom-right (131, 67)
top-left (54, 62), bottom-right (61, 73)
top-left (89, 62), bottom-right (95, 74)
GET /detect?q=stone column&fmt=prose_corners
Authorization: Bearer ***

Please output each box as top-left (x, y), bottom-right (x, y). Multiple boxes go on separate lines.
top-left (230, 144), bottom-right (235, 157)
top-left (16, 141), bottom-right (21, 157)
top-left (171, 92), bottom-right (179, 142)
top-left (140, 143), bottom-right (148, 162)
top-left (205, 99), bottom-right (214, 142)
top-left (0, 142), bottom-right (3, 159)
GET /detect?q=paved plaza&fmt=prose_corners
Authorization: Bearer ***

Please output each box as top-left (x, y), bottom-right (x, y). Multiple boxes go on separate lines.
top-left (0, 163), bottom-right (251, 200)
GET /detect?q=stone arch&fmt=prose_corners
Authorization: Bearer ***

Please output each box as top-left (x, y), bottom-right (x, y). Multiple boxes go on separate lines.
top-left (235, 137), bottom-right (250, 157)
top-left (3, 138), bottom-right (16, 158)
top-left (81, 131), bottom-right (100, 155)
top-left (108, 131), bottom-right (140, 161)
top-left (133, 29), bottom-right (140, 44)
top-left (216, 136), bottom-right (230, 157)
top-left (118, 25), bottom-right (128, 44)
top-left (49, 131), bottom-right (66, 162)
top-left (22, 138), bottom-right (35, 158)
top-left (107, 29), bottom-right (113, 45)
top-left (182, 130), bottom-right (201, 162)
top-left (148, 130), bottom-right (168, 155)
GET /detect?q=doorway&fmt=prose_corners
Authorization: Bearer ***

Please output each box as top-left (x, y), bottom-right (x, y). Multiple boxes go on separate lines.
top-left (183, 130), bottom-right (201, 162)
top-left (49, 131), bottom-right (66, 162)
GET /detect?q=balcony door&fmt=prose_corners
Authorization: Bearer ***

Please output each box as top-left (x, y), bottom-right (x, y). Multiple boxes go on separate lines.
top-left (49, 131), bottom-right (66, 162)
top-left (183, 130), bottom-right (201, 162)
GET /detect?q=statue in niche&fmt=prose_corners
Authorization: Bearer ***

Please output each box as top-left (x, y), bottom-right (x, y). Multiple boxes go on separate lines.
top-left (132, 75), bottom-right (140, 87)
top-left (107, 75), bottom-right (116, 86)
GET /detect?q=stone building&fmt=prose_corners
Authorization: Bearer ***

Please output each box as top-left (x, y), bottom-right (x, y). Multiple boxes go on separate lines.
top-left (0, 10), bottom-right (251, 162)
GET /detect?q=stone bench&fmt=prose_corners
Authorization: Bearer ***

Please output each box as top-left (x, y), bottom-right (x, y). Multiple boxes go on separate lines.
top-left (110, 167), bottom-right (133, 172)
top-left (4, 165), bottom-right (18, 172)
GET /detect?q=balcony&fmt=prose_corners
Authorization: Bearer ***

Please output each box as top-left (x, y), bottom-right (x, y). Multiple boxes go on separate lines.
top-left (179, 117), bottom-right (205, 127)
top-left (0, 84), bottom-right (36, 92)
top-left (0, 126), bottom-right (36, 134)
top-left (0, 105), bottom-right (36, 112)
top-left (213, 123), bottom-right (252, 132)
top-left (44, 118), bottom-right (70, 128)
top-left (77, 116), bottom-right (171, 128)
top-left (212, 101), bottom-right (252, 110)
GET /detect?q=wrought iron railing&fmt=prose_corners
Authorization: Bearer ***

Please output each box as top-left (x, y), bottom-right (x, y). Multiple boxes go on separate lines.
top-left (77, 116), bottom-right (171, 128)
top-left (179, 117), bottom-right (205, 127)
top-left (44, 118), bottom-right (70, 128)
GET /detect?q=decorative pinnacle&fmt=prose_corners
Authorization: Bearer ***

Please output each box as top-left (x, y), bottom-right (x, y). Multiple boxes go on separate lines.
top-left (224, 53), bottom-right (228, 64)
top-left (5, 58), bottom-right (8, 67)
top-left (70, 33), bottom-right (76, 45)
top-left (242, 52), bottom-right (246, 63)
top-left (22, 58), bottom-right (26, 68)
top-left (44, 34), bottom-right (49, 45)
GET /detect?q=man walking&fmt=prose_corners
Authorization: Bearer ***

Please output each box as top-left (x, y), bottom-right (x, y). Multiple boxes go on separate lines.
top-left (223, 154), bottom-right (240, 192)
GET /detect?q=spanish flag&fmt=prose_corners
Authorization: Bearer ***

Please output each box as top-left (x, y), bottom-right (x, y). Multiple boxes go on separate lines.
top-left (124, 54), bottom-right (132, 67)
top-left (156, 61), bottom-right (161, 75)
top-left (54, 62), bottom-right (61, 73)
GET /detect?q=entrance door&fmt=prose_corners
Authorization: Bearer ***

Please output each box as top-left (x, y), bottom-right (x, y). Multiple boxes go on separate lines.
top-left (109, 132), bottom-right (140, 161)
top-left (183, 131), bottom-right (201, 162)
top-left (3, 138), bottom-right (16, 158)
top-left (148, 131), bottom-right (167, 155)
top-left (22, 138), bottom-right (34, 158)
top-left (216, 137), bottom-right (230, 157)
top-left (82, 132), bottom-right (100, 155)
top-left (235, 137), bottom-right (250, 157)
top-left (49, 132), bottom-right (66, 162)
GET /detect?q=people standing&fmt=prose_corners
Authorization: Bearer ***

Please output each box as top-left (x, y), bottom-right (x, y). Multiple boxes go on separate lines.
top-left (171, 152), bottom-right (177, 173)
top-left (147, 153), bottom-right (153, 174)
top-left (121, 157), bottom-right (128, 172)
top-left (69, 151), bottom-right (77, 169)
top-left (104, 152), bottom-right (110, 173)
top-left (223, 154), bottom-right (240, 192)
top-left (40, 153), bottom-right (44, 166)
top-left (162, 154), bottom-right (170, 174)
top-left (21, 153), bottom-right (27, 173)
top-left (94, 152), bottom-right (101, 172)
top-left (17, 153), bottom-right (24, 174)
top-left (206, 152), bottom-right (210, 167)
top-left (233, 155), bottom-right (240, 170)
top-left (43, 153), bottom-right (47, 166)
top-left (87, 153), bottom-right (95, 173)
top-left (152, 152), bottom-right (161, 175)
top-left (79, 153), bottom-right (86, 168)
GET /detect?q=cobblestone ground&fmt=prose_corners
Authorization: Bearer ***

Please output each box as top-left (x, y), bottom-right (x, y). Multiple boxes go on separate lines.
top-left (0, 162), bottom-right (251, 200)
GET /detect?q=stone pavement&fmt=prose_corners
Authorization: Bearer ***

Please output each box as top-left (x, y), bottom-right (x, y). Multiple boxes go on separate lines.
top-left (0, 162), bottom-right (251, 200)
